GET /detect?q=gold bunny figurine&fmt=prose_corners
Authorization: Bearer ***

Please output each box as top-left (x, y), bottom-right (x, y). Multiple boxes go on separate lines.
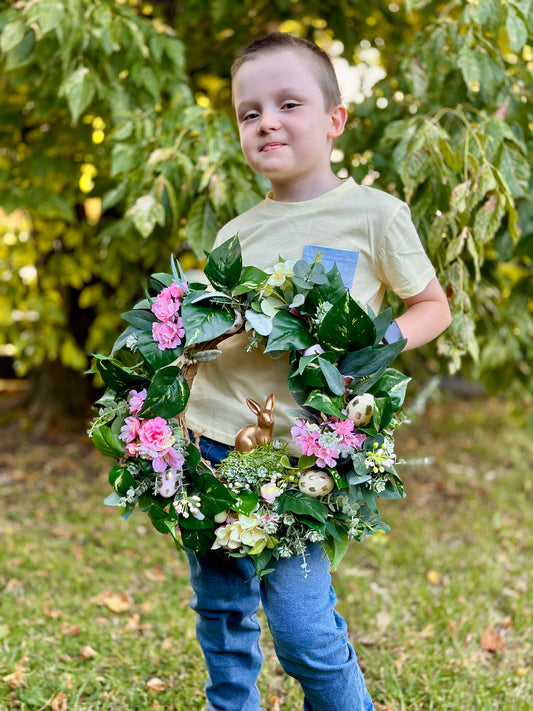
top-left (234, 394), bottom-right (275, 452)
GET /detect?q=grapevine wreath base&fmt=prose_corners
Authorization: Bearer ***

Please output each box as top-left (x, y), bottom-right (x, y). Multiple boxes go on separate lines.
top-left (89, 236), bottom-right (408, 577)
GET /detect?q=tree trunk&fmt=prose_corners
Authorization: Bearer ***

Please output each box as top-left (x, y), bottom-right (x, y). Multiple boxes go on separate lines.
top-left (23, 358), bottom-right (98, 438)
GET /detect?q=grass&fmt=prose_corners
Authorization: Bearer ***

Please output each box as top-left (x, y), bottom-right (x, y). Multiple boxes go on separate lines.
top-left (1, 393), bottom-right (532, 710)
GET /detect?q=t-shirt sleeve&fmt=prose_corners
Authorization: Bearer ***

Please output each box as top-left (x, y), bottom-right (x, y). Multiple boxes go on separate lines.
top-left (375, 204), bottom-right (436, 299)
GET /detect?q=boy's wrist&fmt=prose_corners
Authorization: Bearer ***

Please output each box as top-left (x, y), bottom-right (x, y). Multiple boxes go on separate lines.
top-left (382, 319), bottom-right (403, 345)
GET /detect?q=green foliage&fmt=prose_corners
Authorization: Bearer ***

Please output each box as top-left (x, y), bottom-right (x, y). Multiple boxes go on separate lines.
top-left (0, 0), bottom-right (263, 379)
top-left (335, 0), bottom-right (532, 392)
top-left (0, 0), bottom-right (531, 397)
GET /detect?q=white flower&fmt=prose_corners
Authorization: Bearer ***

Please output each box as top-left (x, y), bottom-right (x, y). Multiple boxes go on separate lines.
top-left (266, 260), bottom-right (295, 287)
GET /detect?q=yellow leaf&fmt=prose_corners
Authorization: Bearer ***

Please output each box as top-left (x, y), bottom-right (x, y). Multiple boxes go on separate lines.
top-left (92, 590), bottom-right (134, 613)
top-left (426, 569), bottom-right (440, 585)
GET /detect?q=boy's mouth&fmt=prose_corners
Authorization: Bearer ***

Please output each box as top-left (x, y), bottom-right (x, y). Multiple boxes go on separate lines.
top-left (261, 142), bottom-right (285, 152)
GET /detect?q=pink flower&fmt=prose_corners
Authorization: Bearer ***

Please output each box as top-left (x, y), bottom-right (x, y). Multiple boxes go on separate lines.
top-left (314, 445), bottom-right (339, 468)
top-left (151, 283), bottom-right (186, 321)
top-left (298, 431), bottom-right (322, 456)
top-left (126, 442), bottom-right (140, 456)
top-left (119, 416), bottom-right (141, 444)
top-left (290, 420), bottom-right (309, 439)
top-left (138, 417), bottom-right (174, 458)
top-left (329, 417), bottom-right (355, 438)
top-left (152, 447), bottom-right (185, 473)
top-left (152, 318), bottom-right (185, 350)
top-left (152, 291), bottom-right (179, 321)
top-left (349, 432), bottom-right (367, 449)
top-left (291, 419), bottom-right (321, 456)
top-left (128, 388), bottom-right (147, 415)
top-left (168, 282), bottom-right (186, 299)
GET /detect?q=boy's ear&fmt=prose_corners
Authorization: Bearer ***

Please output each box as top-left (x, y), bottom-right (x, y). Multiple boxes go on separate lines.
top-left (328, 104), bottom-right (348, 139)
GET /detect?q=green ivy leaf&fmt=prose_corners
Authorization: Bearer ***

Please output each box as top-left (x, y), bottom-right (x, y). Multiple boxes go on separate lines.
top-left (94, 354), bottom-right (148, 392)
top-left (181, 298), bottom-right (234, 347)
top-left (136, 331), bottom-right (184, 371)
top-left (303, 391), bottom-right (344, 417)
top-left (275, 491), bottom-right (329, 523)
top-left (318, 293), bottom-right (375, 353)
top-left (140, 366), bottom-right (190, 419)
top-left (93, 425), bottom-right (126, 459)
top-left (265, 310), bottom-right (314, 353)
top-left (339, 340), bottom-right (405, 380)
top-left (148, 504), bottom-right (173, 534)
top-left (204, 235), bottom-right (242, 291)
top-left (322, 524), bottom-right (350, 570)
top-left (371, 369), bottom-right (411, 411)
top-left (196, 470), bottom-right (235, 516)
top-left (233, 265), bottom-right (268, 296)
top-left (108, 464), bottom-right (125, 487)
top-left (233, 490), bottom-right (259, 516)
top-left (113, 468), bottom-right (136, 495)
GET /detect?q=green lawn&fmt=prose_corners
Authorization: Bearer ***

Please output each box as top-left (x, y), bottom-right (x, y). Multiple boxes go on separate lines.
top-left (1, 394), bottom-right (532, 710)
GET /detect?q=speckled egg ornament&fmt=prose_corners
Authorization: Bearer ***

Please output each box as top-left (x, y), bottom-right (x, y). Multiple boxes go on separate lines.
top-left (298, 470), bottom-right (335, 498)
top-left (346, 393), bottom-right (375, 427)
top-left (157, 470), bottom-right (181, 498)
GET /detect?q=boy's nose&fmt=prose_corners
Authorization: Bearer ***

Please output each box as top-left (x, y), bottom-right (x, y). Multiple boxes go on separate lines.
top-left (257, 111), bottom-right (280, 134)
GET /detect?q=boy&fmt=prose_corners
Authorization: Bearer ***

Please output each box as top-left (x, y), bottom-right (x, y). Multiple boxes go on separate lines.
top-left (185, 32), bottom-right (451, 711)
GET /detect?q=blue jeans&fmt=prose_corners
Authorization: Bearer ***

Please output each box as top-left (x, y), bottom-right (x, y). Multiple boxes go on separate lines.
top-left (186, 435), bottom-right (374, 711)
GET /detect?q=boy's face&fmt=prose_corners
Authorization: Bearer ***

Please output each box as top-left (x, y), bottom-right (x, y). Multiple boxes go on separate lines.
top-left (232, 49), bottom-right (345, 200)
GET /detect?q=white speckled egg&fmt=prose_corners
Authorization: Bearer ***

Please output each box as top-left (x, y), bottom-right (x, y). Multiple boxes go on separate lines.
top-left (346, 393), bottom-right (375, 427)
top-left (157, 470), bottom-right (180, 498)
top-left (298, 470), bottom-right (335, 498)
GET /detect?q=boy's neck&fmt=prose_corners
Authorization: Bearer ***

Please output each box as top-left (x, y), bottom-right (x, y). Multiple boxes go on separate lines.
top-left (269, 172), bottom-right (344, 203)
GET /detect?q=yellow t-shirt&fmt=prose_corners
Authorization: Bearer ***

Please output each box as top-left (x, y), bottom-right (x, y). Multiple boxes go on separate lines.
top-left (185, 178), bottom-right (435, 450)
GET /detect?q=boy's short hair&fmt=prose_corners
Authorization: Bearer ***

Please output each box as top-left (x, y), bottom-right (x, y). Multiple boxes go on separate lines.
top-left (231, 32), bottom-right (342, 110)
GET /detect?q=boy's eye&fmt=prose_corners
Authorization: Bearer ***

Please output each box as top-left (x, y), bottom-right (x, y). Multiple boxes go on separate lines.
top-left (282, 101), bottom-right (300, 110)
top-left (242, 110), bottom-right (259, 121)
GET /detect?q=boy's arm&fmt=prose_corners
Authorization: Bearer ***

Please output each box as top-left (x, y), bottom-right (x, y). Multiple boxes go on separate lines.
top-left (395, 277), bottom-right (451, 351)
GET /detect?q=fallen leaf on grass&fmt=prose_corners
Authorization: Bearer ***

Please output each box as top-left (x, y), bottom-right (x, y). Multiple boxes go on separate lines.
top-left (144, 566), bottom-right (166, 582)
top-left (146, 677), bottom-right (167, 692)
top-left (79, 645), bottom-right (98, 660)
top-left (376, 610), bottom-right (392, 631)
top-left (124, 613), bottom-right (152, 632)
top-left (4, 578), bottom-right (23, 594)
top-left (61, 623), bottom-right (81, 636)
top-left (270, 695), bottom-right (280, 711)
top-left (52, 525), bottom-right (71, 538)
top-left (426, 569), bottom-right (440, 585)
top-left (92, 590), bottom-right (133, 613)
top-left (481, 626), bottom-right (505, 652)
top-left (420, 623), bottom-right (435, 639)
top-left (51, 691), bottom-right (68, 711)
top-left (2, 652), bottom-right (28, 689)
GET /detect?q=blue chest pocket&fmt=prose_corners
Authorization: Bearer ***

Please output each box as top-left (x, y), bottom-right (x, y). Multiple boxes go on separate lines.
top-left (302, 245), bottom-right (359, 289)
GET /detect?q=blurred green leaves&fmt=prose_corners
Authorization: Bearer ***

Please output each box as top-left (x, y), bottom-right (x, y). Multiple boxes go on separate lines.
top-left (0, 0), bottom-right (531, 398)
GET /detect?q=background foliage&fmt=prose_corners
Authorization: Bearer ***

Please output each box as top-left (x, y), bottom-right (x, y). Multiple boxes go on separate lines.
top-left (0, 0), bottom-right (531, 416)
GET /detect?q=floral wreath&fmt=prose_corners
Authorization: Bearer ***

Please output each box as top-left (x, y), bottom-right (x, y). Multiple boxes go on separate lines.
top-left (89, 236), bottom-right (408, 577)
